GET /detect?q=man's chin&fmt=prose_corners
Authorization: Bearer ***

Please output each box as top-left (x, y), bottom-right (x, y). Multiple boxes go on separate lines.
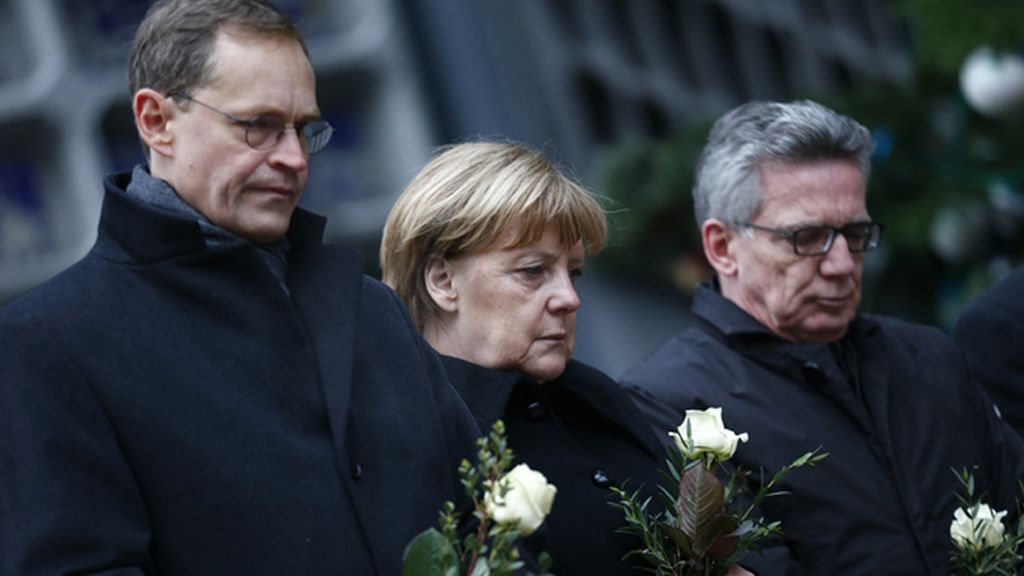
top-left (234, 218), bottom-right (292, 244)
top-left (799, 317), bottom-right (853, 343)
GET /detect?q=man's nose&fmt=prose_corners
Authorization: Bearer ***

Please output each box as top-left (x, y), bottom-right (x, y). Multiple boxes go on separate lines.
top-left (821, 233), bottom-right (857, 275)
top-left (267, 128), bottom-right (309, 172)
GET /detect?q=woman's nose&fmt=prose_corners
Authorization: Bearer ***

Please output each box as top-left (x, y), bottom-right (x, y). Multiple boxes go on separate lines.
top-left (548, 272), bottom-right (581, 313)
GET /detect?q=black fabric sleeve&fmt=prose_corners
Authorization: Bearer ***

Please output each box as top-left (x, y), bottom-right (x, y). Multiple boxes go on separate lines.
top-left (0, 318), bottom-right (153, 575)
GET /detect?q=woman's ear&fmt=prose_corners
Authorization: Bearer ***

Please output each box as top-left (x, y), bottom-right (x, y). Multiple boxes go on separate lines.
top-left (134, 88), bottom-right (175, 158)
top-left (702, 218), bottom-right (739, 278)
top-left (424, 258), bottom-right (459, 313)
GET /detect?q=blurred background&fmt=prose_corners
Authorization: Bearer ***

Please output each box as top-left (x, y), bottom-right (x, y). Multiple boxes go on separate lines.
top-left (0, 0), bottom-right (1022, 377)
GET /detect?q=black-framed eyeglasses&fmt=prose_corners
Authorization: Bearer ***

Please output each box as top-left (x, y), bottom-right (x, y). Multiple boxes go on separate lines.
top-left (740, 221), bottom-right (884, 256)
top-left (168, 91), bottom-right (334, 155)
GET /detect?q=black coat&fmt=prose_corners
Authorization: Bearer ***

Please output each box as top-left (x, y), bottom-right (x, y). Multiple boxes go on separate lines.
top-left (621, 283), bottom-right (1024, 576)
top-left (442, 355), bottom-right (666, 576)
top-left (0, 173), bottom-right (479, 575)
top-left (954, 266), bottom-right (1024, 437)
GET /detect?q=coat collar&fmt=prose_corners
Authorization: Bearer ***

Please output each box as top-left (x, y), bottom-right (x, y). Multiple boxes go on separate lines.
top-left (691, 279), bottom-right (891, 440)
top-left (96, 171), bottom-right (327, 263)
top-left (99, 169), bottom-right (365, 497)
top-left (441, 356), bottom-right (662, 458)
top-left (691, 279), bottom-right (880, 345)
top-left (440, 354), bottom-right (524, 431)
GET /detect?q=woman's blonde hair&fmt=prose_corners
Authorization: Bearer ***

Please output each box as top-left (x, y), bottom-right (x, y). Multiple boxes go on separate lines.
top-left (380, 141), bottom-right (607, 330)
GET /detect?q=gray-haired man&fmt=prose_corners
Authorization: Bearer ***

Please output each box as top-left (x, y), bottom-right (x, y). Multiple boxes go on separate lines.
top-left (622, 100), bottom-right (1024, 575)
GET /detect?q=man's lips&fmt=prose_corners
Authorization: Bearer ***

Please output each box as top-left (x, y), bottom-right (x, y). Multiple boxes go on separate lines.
top-left (249, 183), bottom-right (297, 197)
top-left (262, 187), bottom-right (295, 197)
top-left (817, 295), bottom-right (853, 308)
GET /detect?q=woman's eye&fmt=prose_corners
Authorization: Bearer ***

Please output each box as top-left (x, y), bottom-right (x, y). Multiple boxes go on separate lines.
top-left (519, 266), bottom-right (544, 277)
top-left (569, 268), bottom-right (583, 281)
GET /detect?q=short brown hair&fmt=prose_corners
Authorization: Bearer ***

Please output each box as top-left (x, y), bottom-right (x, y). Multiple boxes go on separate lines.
top-left (129, 0), bottom-right (307, 101)
top-left (380, 141), bottom-right (607, 330)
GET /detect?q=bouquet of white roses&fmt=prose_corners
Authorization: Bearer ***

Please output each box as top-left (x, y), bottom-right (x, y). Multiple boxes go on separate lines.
top-left (402, 420), bottom-right (557, 576)
top-left (612, 407), bottom-right (826, 576)
top-left (949, 467), bottom-right (1024, 576)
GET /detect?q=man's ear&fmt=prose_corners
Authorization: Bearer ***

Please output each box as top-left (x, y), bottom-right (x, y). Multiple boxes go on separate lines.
top-left (702, 218), bottom-right (739, 278)
top-left (424, 258), bottom-right (459, 313)
top-left (133, 88), bottom-right (175, 158)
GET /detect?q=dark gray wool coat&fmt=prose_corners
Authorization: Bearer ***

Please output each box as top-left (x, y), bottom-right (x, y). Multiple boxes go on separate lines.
top-left (0, 172), bottom-right (479, 575)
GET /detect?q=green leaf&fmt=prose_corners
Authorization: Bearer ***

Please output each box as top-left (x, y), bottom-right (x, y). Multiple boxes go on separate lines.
top-left (537, 551), bottom-right (553, 571)
top-left (469, 558), bottom-right (492, 576)
top-left (402, 528), bottom-right (451, 576)
top-left (656, 520), bottom-right (693, 555)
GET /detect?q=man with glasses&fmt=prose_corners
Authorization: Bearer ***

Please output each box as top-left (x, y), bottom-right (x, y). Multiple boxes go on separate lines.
top-left (621, 100), bottom-right (1024, 575)
top-left (0, 1), bottom-right (477, 574)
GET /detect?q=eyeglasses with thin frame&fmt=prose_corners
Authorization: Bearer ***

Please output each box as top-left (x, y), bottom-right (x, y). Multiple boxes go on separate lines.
top-left (168, 92), bottom-right (334, 155)
top-left (740, 221), bottom-right (884, 256)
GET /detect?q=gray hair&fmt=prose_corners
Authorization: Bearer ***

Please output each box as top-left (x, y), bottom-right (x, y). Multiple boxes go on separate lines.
top-left (692, 100), bottom-right (874, 226)
top-left (129, 0), bottom-right (307, 100)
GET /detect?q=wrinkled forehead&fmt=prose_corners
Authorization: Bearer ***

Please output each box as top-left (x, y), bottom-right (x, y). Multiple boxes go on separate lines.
top-left (755, 159), bottom-right (867, 222)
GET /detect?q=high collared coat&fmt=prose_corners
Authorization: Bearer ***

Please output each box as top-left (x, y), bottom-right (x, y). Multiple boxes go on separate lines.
top-left (621, 283), bottom-right (1024, 576)
top-left (0, 172), bottom-right (479, 575)
top-left (442, 355), bottom-right (667, 576)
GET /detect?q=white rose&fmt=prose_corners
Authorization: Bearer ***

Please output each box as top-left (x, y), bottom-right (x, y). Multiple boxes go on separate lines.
top-left (669, 407), bottom-right (749, 463)
top-left (485, 463), bottom-right (557, 536)
top-left (950, 503), bottom-right (1008, 550)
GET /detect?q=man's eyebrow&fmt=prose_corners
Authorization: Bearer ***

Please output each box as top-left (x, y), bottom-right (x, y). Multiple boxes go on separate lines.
top-left (242, 103), bottom-right (322, 122)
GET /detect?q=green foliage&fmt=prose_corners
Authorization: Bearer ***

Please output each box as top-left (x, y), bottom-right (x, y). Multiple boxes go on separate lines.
top-left (823, 63), bottom-right (1024, 326)
top-left (898, 0), bottom-right (1024, 73)
top-left (949, 468), bottom-right (1024, 576)
top-left (403, 528), bottom-right (457, 576)
top-left (611, 434), bottom-right (827, 576)
top-left (402, 421), bottom-right (553, 576)
top-left (592, 128), bottom-right (712, 295)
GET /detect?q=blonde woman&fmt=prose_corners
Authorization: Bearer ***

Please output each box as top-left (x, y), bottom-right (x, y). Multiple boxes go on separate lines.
top-left (381, 141), bottom-right (754, 575)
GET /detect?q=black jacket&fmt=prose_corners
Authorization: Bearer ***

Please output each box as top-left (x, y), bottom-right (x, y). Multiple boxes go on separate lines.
top-left (621, 283), bottom-right (1024, 576)
top-left (954, 266), bottom-right (1024, 437)
top-left (0, 172), bottom-right (479, 575)
top-left (442, 355), bottom-right (666, 575)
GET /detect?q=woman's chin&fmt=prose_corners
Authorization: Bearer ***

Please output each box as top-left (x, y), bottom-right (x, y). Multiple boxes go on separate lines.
top-left (520, 356), bottom-right (569, 383)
